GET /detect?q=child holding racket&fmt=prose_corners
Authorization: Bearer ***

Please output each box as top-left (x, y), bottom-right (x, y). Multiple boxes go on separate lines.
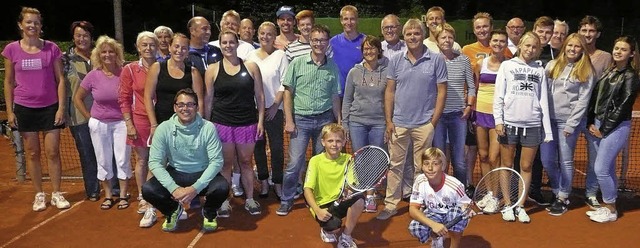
top-left (408, 147), bottom-right (472, 248)
top-left (303, 123), bottom-right (365, 248)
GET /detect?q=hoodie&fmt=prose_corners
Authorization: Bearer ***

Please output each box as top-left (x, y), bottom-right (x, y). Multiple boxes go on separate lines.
top-left (148, 113), bottom-right (223, 193)
top-left (341, 57), bottom-right (388, 128)
top-left (544, 60), bottom-right (595, 134)
top-left (493, 57), bottom-right (552, 141)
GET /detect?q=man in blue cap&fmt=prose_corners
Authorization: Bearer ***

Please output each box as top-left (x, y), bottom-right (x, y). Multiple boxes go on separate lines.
top-left (275, 5), bottom-right (299, 50)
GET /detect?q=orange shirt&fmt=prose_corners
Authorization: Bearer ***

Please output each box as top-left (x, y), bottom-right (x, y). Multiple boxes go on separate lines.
top-left (461, 41), bottom-right (512, 73)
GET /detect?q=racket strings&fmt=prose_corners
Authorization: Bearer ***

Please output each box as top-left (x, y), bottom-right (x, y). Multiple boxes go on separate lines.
top-left (349, 148), bottom-right (389, 190)
top-left (472, 170), bottom-right (525, 212)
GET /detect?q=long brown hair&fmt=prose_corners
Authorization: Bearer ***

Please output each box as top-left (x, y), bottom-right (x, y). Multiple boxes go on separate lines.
top-left (549, 33), bottom-right (594, 82)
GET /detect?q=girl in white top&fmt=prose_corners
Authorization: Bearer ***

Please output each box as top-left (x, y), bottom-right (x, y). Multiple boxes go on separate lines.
top-left (246, 22), bottom-right (289, 199)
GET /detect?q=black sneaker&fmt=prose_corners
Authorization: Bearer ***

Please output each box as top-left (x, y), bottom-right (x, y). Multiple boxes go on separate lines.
top-left (585, 196), bottom-right (602, 210)
top-left (547, 199), bottom-right (569, 216)
top-left (527, 192), bottom-right (551, 206)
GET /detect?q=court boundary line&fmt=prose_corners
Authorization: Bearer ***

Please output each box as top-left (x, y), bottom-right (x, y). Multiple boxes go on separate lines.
top-left (0, 200), bottom-right (84, 248)
top-left (187, 230), bottom-right (205, 248)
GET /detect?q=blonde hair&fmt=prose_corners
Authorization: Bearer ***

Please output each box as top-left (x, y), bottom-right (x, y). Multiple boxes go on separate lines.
top-left (473, 12), bottom-right (493, 26)
top-left (421, 147), bottom-right (447, 168)
top-left (517, 32), bottom-right (542, 60)
top-left (91, 35), bottom-right (124, 69)
top-left (340, 5), bottom-right (358, 18)
top-left (426, 6), bottom-right (445, 19)
top-left (435, 23), bottom-right (456, 40)
top-left (258, 21), bottom-right (276, 33)
top-left (321, 123), bottom-right (345, 140)
top-left (550, 33), bottom-right (594, 82)
top-left (136, 31), bottom-right (159, 47)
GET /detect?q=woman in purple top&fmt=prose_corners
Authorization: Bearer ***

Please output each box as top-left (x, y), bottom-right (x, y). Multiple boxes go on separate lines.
top-left (2, 7), bottom-right (69, 212)
top-left (74, 35), bottom-right (132, 210)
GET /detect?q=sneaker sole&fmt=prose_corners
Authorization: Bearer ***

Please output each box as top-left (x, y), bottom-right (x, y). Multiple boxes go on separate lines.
top-left (276, 211), bottom-right (290, 216)
top-left (246, 209), bottom-right (262, 215)
top-left (217, 212), bottom-right (230, 218)
top-left (548, 209), bottom-right (567, 216)
top-left (139, 218), bottom-right (157, 228)
top-left (527, 196), bottom-right (551, 206)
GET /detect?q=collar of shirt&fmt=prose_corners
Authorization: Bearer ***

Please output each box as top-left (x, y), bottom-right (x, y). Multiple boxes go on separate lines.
top-left (403, 45), bottom-right (432, 63)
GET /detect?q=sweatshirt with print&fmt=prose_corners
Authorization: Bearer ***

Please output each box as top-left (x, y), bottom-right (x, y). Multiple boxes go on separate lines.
top-left (544, 60), bottom-right (595, 134)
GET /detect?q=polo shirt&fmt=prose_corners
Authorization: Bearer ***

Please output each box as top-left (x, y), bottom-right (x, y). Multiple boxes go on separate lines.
top-left (382, 40), bottom-right (407, 60)
top-left (329, 33), bottom-right (365, 96)
top-left (282, 53), bottom-right (341, 116)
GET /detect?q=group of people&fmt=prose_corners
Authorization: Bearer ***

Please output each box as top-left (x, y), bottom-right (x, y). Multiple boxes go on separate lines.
top-left (3, 4), bottom-right (639, 248)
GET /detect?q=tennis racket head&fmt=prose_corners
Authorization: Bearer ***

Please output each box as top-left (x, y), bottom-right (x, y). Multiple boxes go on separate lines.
top-left (472, 167), bottom-right (525, 214)
top-left (346, 145), bottom-right (390, 191)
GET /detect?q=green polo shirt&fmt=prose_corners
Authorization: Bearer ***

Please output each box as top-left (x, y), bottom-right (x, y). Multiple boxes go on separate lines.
top-left (283, 53), bottom-right (341, 116)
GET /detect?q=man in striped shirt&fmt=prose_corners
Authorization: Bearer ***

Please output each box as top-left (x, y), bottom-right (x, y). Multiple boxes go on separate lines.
top-left (284, 10), bottom-right (315, 62)
top-left (277, 24), bottom-right (342, 216)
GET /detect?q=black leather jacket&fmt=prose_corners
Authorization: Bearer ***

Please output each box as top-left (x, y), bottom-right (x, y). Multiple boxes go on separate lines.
top-left (587, 65), bottom-right (640, 136)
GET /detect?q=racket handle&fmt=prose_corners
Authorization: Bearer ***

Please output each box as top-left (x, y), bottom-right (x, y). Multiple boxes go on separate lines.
top-left (445, 215), bottom-right (464, 229)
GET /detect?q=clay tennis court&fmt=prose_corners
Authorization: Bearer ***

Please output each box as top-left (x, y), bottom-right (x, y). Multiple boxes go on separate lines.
top-left (1, 138), bottom-right (640, 248)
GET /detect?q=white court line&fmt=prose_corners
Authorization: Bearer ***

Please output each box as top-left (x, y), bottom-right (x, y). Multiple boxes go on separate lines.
top-left (575, 168), bottom-right (587, 176)
top-left (187, 230), bottom-right (205, 248)
top-left (1, 200), bottom-right (84, 248)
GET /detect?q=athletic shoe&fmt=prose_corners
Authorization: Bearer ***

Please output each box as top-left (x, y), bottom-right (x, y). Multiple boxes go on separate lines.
top-left (33, 192), bottom-right (47, 212)
top-left (293, 184), bottom-right (304, 199)
top-left (202, 209), bottom-right (218, 232)
top-left (137, 198), bottom-right (149, 214)
top-left (276, 201), bottom-right (293, 216)
top-left (501, 208), bottom-right (515, 222)
top-left (431, 236), bottom-right (444, 248)
top-left (476, 191), bottom-right (494, 208)
top-left (376, 208), bottom-right (397, 220)
top-left (364, 197), bottom-right (377, 213)
top-left (217, 200), bottom-right (232, 218)
top-left (482, 197), bottom-right (499, 214)
top-left (180, 209), bottom-right (188, 220)
top-left (527, 192), bottom-right (551, 206)
top-left (585, 196), bottom-right (602, 210)
top-left (320, 228), bottom-right (337, 243)
top-left (589, 207), bottom-right (617, 223)
top-left (245, 199), bottom-right (261, 215)
top-left (51, 192), bottom-right (71, 209)
top-left (547, 199), bottom-right (569, 216)
top-left (232, 184), bottom-right (244, 197)
top-left (162, 204), bottom-right (183, 232)
top-left (139, 207), bottom-right (157, 228)
top-left (515, 206), bottom-right (530, 223)
top-left (338, 234), bottom-right (357, 248)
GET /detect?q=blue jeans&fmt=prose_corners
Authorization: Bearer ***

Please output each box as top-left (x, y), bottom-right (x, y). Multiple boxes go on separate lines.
top-left (281, 111), bottom-right (335, 202)
top-left (579, 117), bottom-right (600, 197)
top-left (432, 111), bottom-right (467, 185)
top-left (348, 121), bottom-right (386, 151)
top-left (69, 123), bottom-right (100, 198)
top-left (592, 120), bottom-right (631, 204)
top-left (539, 120), bottom-right (580, 198)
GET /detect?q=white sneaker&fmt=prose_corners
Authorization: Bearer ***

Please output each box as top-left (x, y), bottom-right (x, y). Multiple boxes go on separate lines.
top-left (338, 234), bottom-right (357, 248)
top-left (179, 208), bottom-right (188, 220)
top-left (515, 206), bottom-right (530, 223)
top-left (483, 197), bottom-right (499, 213)
top-left (320, 228), bottom-right (337, 243)
top-left (33, 192), bottom-right (47, 212)
top-left (589, 207), bottom-right (617, 223)
top-left (51, 192), bottom-right (70, 209)
top-left (430, 236), bottom-right (444, 248)
top-left (217, 200), bottom-right (232, 218)
top-left (501, 208), bottom-right (515, 222)
top-left (137, 198), bottom-right (150, 214)
top-left (476, 191), bottom-right (494, 208)
top-left (139, 208), bottom-right (157, 228)
top-left (232, 184), bottom-right (244, 197)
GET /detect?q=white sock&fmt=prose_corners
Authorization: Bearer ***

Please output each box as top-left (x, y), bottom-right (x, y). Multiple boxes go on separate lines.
top-left (232, 172), bottom-right (241, 187)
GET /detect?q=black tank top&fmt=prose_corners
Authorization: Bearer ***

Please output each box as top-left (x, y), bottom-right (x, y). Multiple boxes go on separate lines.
top-left (210, 60), bottom-right (258, 126)
top-left (154, 61), bottom-right (193, 123)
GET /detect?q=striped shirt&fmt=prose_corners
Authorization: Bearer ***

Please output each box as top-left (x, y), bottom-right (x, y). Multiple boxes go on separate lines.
top-left (283, 54), bottom-right (341, 116)
top-left (443, 54), bottom-right (475, 113)
top-left (284, 39), bottom-right (311, 62)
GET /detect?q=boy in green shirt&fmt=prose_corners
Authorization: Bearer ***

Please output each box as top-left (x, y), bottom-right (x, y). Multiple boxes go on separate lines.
top-left (304, 123), bottom-right (364, 248)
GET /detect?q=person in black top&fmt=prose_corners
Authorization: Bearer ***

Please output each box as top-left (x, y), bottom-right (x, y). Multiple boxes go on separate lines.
top-left (186, 16), bottom-right (221, 79)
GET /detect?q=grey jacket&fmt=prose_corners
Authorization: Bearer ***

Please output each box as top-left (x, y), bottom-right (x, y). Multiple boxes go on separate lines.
top-left (545, 60), bottom-right (595, 134)
top-left (341, 58), bottom-right (388, 128)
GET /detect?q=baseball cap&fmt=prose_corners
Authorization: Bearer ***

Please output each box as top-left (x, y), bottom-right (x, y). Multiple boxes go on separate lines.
top-left (276, 6), bottom-right (295, 18)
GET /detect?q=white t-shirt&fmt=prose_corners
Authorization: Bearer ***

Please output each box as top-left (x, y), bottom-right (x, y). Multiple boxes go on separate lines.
top-left (245, 49), bottom-right (288, 109)
top-left (209, 40), bottom-right (256, 60)
top-left (410, 174), bottom-right (471, 214)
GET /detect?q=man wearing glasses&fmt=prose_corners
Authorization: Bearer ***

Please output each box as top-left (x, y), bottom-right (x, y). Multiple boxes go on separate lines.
top-left (422, 6), bottom-right (461, 53)
top-left (381, 14), bottom-right (406, 60)
top-left (142, 88), bottom-right (228, 232)
top-left (278, 25), bottom-right (342, 216)
top-left (506, 17), bottom-right (525, 54)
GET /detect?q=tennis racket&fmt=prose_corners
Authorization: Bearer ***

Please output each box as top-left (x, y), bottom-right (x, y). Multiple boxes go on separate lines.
top-left (334, 145), bottom-right (390, 206)
top-left (445, 167), bottom-right (525, 228)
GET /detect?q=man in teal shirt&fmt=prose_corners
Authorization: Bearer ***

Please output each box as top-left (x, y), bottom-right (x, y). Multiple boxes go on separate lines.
top-left (277, 24), bottom-right (342, 216)
top-left (142, 89), bottom-right (228, 232)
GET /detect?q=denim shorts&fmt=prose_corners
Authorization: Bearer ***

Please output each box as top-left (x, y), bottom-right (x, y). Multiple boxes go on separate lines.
top-left (498, 125), bottom-right (543, 147)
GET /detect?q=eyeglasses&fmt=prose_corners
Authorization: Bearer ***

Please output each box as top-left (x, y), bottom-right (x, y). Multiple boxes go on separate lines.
top-left (175, 102), bottom-right (197, 109)
top-left (382, 25), bottom-right (399, 31)
top-left (311, 38), bottom-right (328, 44)
top-left (507, 26), bottom-right (525, 30)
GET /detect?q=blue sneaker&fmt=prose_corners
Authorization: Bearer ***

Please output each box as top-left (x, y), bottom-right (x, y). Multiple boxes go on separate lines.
top-left (162, 205), bottom-right (183, 232)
